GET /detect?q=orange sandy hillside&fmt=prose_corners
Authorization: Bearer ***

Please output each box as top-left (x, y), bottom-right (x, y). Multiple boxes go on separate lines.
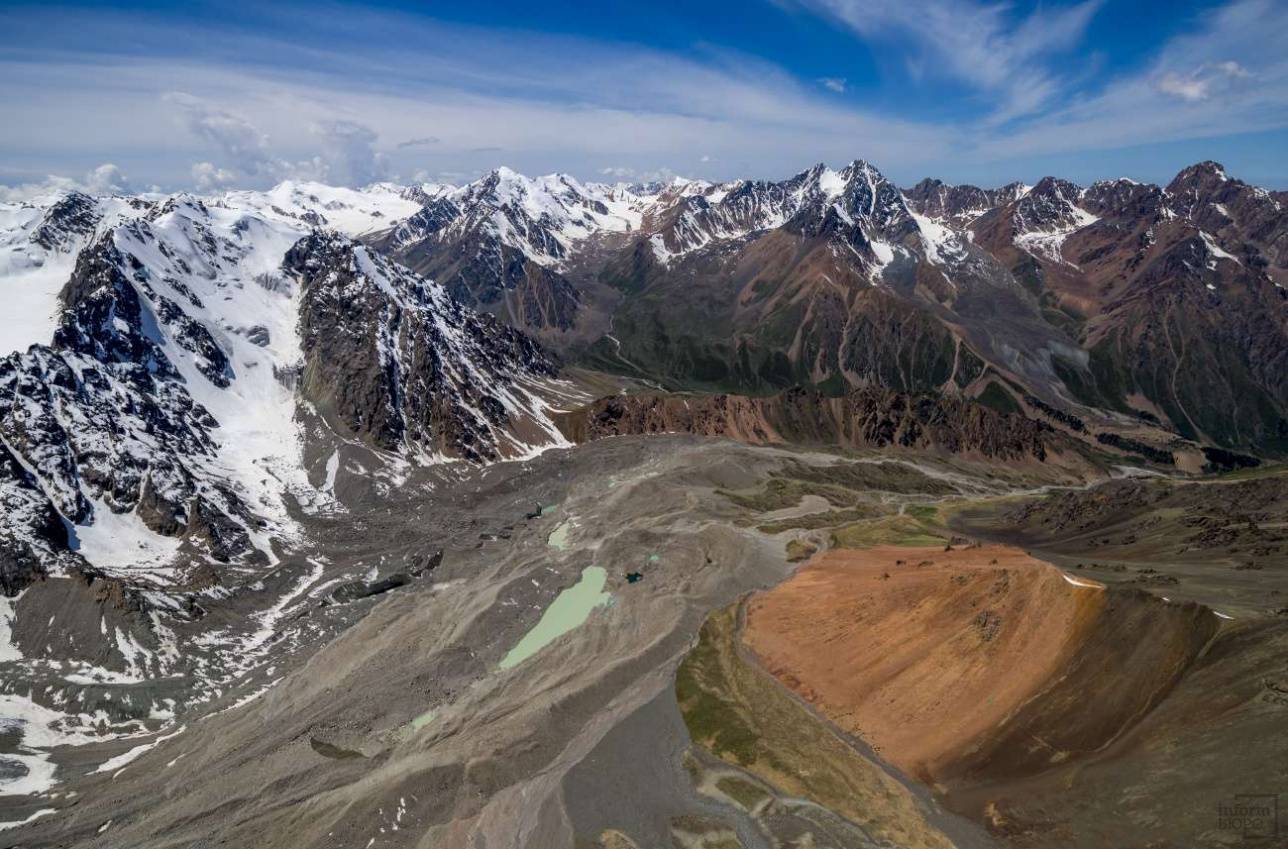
top-left (742, 544), bottom-right (1106, 784)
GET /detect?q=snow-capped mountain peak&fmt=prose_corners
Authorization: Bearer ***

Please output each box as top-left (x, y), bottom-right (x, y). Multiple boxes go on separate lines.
top-left (0, 182), bottom-right (573, 590)
top-left (217, 180), bottom-right (426, 238)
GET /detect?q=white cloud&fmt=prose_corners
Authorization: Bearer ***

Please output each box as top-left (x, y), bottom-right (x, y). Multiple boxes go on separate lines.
top-left (1156, 74), bottom-right (1208, 103)
top-left (598, 165), bottom-right (681, 184)
top-left (985, 0), bottom-right (1287, 160)
top-left (82, 163), bottom-right (130, 194)
top-left (190, 161), bottom-right (238, 191)
top-left (0, 53), bottom-right (947, 191)
top-left (1, 1), bottom-right (1285, 192)
top-left (0, 163), bottom-right (129, 202)
top-left (792, 0), bottom-right (1103, 121)
top-left (163, 91), bottom-right (281, 179)
top-left (1156, 60), bottom-right (1252, 102)
top-left (819, 76), bottom-right (847, 93)
top-left (311, 119), bottom-right (386, 186)
top-left (160, 92), bottom-right (390, 188)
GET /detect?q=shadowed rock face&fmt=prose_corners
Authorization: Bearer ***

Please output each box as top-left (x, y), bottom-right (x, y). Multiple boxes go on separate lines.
top-left (286, 231), bottom-right (558, 462)
top-left (29, 191), bottom-right (103, 251)
top-left (0, 231), bottom-right (251, 565)
top-left (558, 385), bottom-right (1060, 463)
top-left (379, 201), bottom-right (582, 331)
top-left (0, 441), bottom-right (74, 595)
top-left (904, 178), bottom-right (1027, 227)
top-left (591, 161), bottom-right (1031, 401)
top-left (966, 163), bottom-right (1288, 453)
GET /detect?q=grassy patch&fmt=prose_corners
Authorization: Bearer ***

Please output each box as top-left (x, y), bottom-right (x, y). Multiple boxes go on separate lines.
top-left (719, 460), bottom-right (954, 519)
top-left (1207, 462), bottom-right (1288, 483)
top-left (904, 503), bottom-right (940, 523)
top-left (830, 515), bottom-right (945, 549)
top-left (781, 459), bottom-right (956, 496)
top-left (785, 539), bottom-right (818, 562)
top-left (714, 776), bottom-right (770, 811)
top-left (756, 505), bottom-right (885, 534)
top-left (718, 478), bottom-right (860, 512)
top-left (675, 612), bottom-right (763, 766)
top-left (675, 604), bottom-right (956, 849)
top-left (669, 816), bottom-right (743, 849)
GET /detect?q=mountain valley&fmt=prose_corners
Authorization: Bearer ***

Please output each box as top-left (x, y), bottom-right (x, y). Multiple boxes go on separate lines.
top-left (0, 157), bottom-right (1285, 848)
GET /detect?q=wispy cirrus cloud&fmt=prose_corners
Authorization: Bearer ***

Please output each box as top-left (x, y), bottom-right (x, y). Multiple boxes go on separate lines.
top-left (984, 0), bottom-right (1288, 163)
top-left (1156, 60), bottom-right (1251, 103)
top-left (0, 1), bottom-right (1286, 191)
top-left (0, 8), bottom-right (949, 189)
top-left (787, 0), bottom-right (1104, 122)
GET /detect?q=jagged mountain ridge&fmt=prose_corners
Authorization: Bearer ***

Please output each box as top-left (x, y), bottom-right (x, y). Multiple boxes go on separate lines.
top-left (286, 231), bottom-right (562, 463)
top-left (3, 154), bottom-right (1287, 596)
top-left (0, 186), bottom-right (572, 593)
top-left (370, 168), bottom-right (669, 331)
top-left (591, 160), bottom-right (1078, 426)
top-left (965, 162), bottom-right (1288, 449)
top-left (363, 157), bottom-right (1286, 455)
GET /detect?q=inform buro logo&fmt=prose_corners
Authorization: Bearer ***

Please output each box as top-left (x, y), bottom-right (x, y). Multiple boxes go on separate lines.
top-left (1217, 795), bottom-right (1279, 840)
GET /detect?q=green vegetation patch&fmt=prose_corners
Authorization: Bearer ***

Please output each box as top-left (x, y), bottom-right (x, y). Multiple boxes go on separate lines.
top-left (715, 776), bottom-right (771, 811)
top-left (674, 604), bottom-right (956, 849)
top-left (676, 612), bottom-right (763, 766)
top-left (719, 460), bottom-right (954, 518)
top-left (1207, 461), bottom-right (1287, 482)
top-left (830, 515), bottom-right (946, 549)
top-left (756, 505), bottom-right (884, 534)
top-left (780, 459), bottom-right (955, 496)
top-left (717, 478), bottom-right (856, 512)
top-left (976, 380), bottom-right (1022, 415)
top-left (904, 503), bottom-right (940, 523)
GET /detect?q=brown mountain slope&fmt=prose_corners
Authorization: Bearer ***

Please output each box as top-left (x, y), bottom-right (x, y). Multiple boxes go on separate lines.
top-left (555, 386), bottom-right (1091, 470)
top-left (367, 159), bottom-right (1288, 456)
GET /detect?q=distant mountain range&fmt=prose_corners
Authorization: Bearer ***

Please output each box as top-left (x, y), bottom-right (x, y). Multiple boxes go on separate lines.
top-left (1, 157), bottom-right (1285, 594)
top-left (367, 159), bottom-right (1287, 458)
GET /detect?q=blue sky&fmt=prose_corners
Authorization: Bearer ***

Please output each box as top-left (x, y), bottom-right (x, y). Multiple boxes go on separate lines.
top-left (2, 0), bottom-right (1286, 195)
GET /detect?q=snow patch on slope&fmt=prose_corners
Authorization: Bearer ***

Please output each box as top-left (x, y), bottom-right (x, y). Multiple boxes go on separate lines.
top-left (220, 181), bottom-right (423, 238)
top-left (1014, 205), bottom-right (1098, 265)
top-left (1199, 230), bottom-right (1240, 269)
top-left (911, 210), bottom-right (968, 266)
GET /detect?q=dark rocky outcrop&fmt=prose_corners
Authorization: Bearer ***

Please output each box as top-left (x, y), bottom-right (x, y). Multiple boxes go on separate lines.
top-left (904, 178), bottom-right (1026, 225)
top-left (286, 232), bottom-right (558, 462)
top-left (558, 386), bottom-right (1063, 463)
top-left (1, 231), bottom-right (257, 570)
top-left (0, 440), bottom-right (75, 595)
top-left (30, 191), bottom-right (103, 251)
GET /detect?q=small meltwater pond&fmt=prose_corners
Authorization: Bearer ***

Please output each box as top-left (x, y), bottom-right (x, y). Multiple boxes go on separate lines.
top-left (409, 566), bottom-right (612, 733)
top-left (547, 521), bottom-right (573, 551)
top-left (499, 566), bottom-right (611, 670)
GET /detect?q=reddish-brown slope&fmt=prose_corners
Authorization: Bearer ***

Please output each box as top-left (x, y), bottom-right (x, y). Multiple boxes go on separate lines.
top-left (742, 544), bottom-right (1218, 787)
